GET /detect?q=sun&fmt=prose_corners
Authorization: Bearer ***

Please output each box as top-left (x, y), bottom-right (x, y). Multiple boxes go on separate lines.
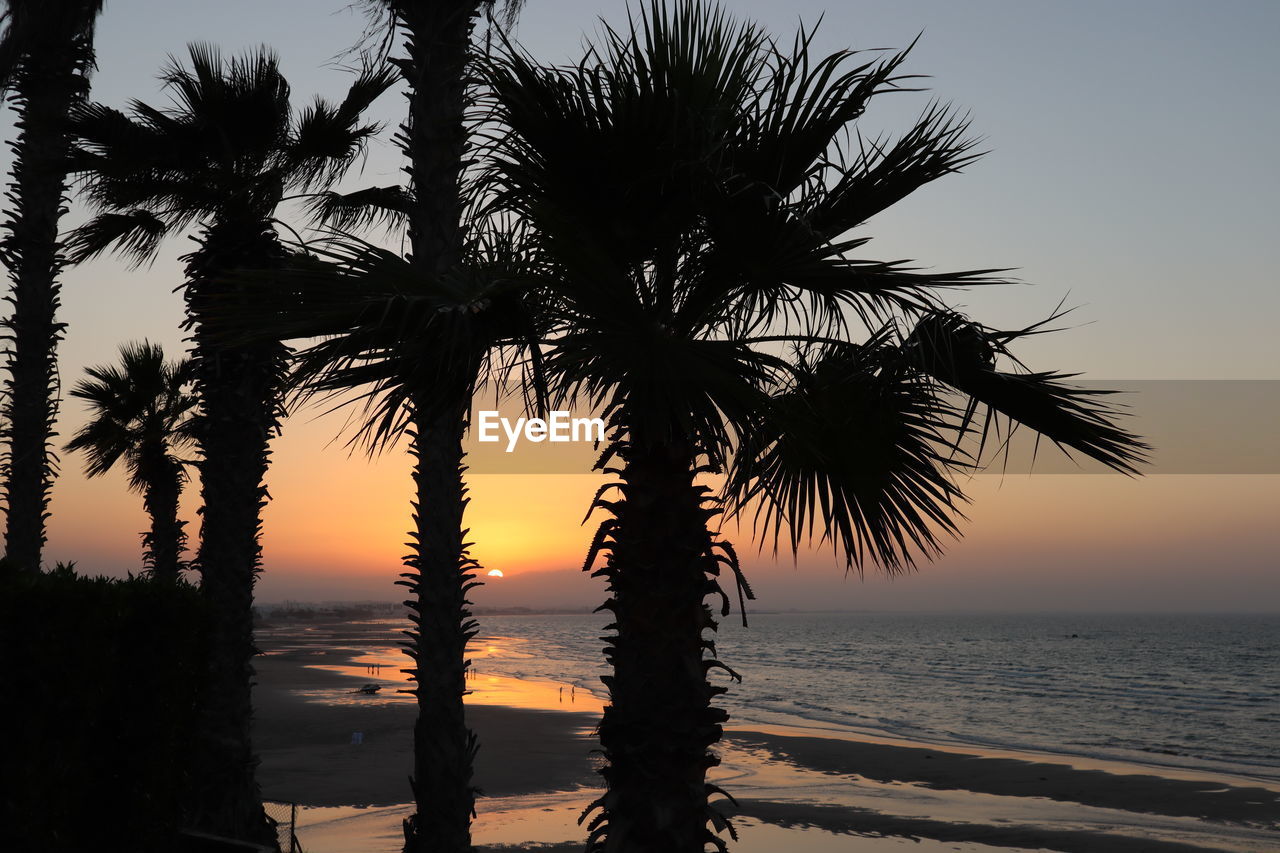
top-left (486, 569), bottom-right (505, 578)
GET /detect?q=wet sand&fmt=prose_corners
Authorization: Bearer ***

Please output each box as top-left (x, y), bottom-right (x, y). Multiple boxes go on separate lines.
top-left (254, 647), bottom-right (600, 806)
top-left (723, 799), bottom-right (1228, 853)
top-left (252, 617), bottom-right (1280, 852)
top-left (726, 729), bottom-right (1280, 826)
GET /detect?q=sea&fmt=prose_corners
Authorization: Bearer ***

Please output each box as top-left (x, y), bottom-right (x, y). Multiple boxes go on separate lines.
top-left (465, 611), bottom-right (1280, 781)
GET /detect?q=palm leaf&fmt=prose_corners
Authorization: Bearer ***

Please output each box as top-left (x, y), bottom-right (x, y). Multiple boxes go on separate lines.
top-left (203, 224), bottom-right (549, 453)
top-left (807, 102), bottom-right (982, 235)
top-left (290, 63), bottom-right (397, 188)
top-left (0, 0), bottom-right (106, 94)
top-left (64, 341), bottom-right (197, 491)
top-left (65, 209), bottom-right (169, 266)
top-left (904, 311), bottom-right (1149, 473)
top-left (304, 185), bottom-right (413, 232)
top-left (728, 337), bottom-right (969, 572)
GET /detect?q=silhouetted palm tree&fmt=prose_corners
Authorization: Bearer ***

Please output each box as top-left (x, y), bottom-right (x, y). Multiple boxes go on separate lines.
top-left (66, 45), bottom-right (394, 843)
top-left (65, 341), bottom-right (197, 581)
top-left (0, 0), bottom-right (107, 573)
top-left (485, 3), bottom-right (1147, 850)
top-left (217, 220), bottom-right (547, 853)
top-left (301, 4), bottom-right (529, 849)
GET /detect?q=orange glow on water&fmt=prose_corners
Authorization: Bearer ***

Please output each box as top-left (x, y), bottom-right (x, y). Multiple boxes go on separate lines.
top-left (304, 642), bottom-right (605, 714)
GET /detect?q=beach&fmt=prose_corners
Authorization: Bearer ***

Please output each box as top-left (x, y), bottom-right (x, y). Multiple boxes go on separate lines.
top-left (254, 651), bottom-right (600, 806)
top-left (253, 615), bottom-right (1280, 852)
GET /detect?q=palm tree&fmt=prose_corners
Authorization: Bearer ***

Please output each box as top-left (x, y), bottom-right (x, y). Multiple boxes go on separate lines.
top-left (218, 219), bottom-right (546, 853)
top-left (66, 45), bottom-right (394, 842)
top-left (65, 341), bottom-right (197, 581)
top-left (484, 3), bottom-right (1147, 851)
top-left (297, 3), bottom-right (527, 849)
top-left (0, 0), bottom-right (107, 573)
top-left (202, 3), bottom-right (530, 845)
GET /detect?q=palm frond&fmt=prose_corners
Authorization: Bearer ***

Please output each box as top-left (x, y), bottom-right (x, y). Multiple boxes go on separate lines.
top-left (202, 224), bottom-right (548, 452)
top-left (727, 337), bottom-right (969, 573)
top-left (64, 415), bottom-right (132, 480)
top-left (65, 209), bottom-right (169, 266)
top-left (304, 185), bottom-right (413, 232)
top-left (161, 43), bottom-right (293, 166)
top-left (0, 0), bottom-right (106, 94)
top-left (904, 311), bottom-right (1149, 473)
top-left (290, 63), bottom-right (397, 188)
top-left (70, 41), bottom-right (393, 275)
top-left (64, 340), bottom-right (198, 489)
top-left (485, 2), bottom-right (767, 272)
top-left (807, 102), bottom-right (982, 235)
top-left (0, 8), bottom-right (18, 92)
top-left (735, 27), bottom-right (918, 197)
top-left (69, 101), bottom-right (183, 178)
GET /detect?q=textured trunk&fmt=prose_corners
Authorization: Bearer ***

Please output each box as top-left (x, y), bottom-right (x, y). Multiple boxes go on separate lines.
top-left (398, 0), bottom-right (475, 274)
top-left (142, 450), bottom-right (186, 582)
top-left (395, 3), bottom-right (483, 852)
top-left (401, 391), bottom-right (480, 853)
top-left (0, 42), bottom-right (89, 573)
top-left (184, 224), bottom-right (285, 846)
top-left (590, 436), bottom-right (729, 853)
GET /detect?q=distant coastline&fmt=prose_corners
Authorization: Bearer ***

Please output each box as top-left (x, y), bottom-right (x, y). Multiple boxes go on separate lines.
top-left (254, 600), bottom-right (1280, 620)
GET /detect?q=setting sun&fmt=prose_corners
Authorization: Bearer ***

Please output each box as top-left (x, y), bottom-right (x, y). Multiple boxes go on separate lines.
top-left (5, 1), bottom-right (1277, 852)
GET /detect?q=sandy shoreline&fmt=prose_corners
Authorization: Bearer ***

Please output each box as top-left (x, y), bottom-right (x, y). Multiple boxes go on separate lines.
top-left (252, 618), bottom-right (1280, 852)
top-left (255, 649), bottom-right (600, 806)
top-left (725, 729), bottom-right (1280, 826)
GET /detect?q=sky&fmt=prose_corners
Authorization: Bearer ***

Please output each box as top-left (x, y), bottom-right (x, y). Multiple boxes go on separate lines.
top-left (5, 0), bottom-right (1277, 610)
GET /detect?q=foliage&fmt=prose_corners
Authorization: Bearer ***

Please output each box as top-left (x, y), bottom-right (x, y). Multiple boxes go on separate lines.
top-left (64, 44), bottom-right (395, 842)
top-left (0, 0), bottom-right (107, 572)
top-left (488, 0), bottom-right (1147, 571)
top-left (66, 43), bottom-right (395, 267)
top-left (64, 341), bottom-right (198, 575)
top-left (0, 563), bottom-right (210, 852)
top-left (227, 4), bottom-right (531, 850)
top-left (64, 341), bottom-right (197, 490)
top-left (484, 2), bottom-right (1148, 848)
top-left (0, 1), bottom-right (105, 92)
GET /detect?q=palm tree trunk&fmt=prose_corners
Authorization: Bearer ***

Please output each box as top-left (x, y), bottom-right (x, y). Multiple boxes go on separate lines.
top-left (397, 1), bottom-right (476, 278)
top-left (187, 338), bottom-right (281, 845)
top-left (143, 455), bottom-right (186, 582)
top-left (395, 4), bottom-right (484, 852)
top-left (0, 46), bottom-right (89, 573)
top-left (184, 230), bottom-right (285, 846)
top-left (590, 436), bottom-right (728, 853)
top-left (401, 391), bottom-right (480, 853)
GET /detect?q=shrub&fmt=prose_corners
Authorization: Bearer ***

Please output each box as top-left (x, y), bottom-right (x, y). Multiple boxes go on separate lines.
top-left (0, 563), bottom-right (210, 852)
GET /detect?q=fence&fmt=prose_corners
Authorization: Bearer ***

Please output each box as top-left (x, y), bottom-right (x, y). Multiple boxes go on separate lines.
top-left (264, 800), bottom-right (300, 853)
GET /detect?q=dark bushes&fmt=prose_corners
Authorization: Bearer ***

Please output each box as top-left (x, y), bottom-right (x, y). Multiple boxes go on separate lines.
top-left (0, 564), bottom-right (210, 852)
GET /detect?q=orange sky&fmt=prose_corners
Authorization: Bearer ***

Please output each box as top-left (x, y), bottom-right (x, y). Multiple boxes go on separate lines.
top-left (46, 396), bottom-right (1279, 610)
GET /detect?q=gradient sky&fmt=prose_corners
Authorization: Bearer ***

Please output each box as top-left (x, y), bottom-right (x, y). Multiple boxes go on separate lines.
top-left (5, 1), bottom-right (1277, 609)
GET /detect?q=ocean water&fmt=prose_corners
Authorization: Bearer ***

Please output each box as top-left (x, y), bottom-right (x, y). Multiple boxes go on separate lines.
top-left (466, 611), bottom-right (1280, 780)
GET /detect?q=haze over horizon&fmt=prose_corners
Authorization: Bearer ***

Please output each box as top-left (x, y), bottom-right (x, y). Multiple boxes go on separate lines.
top-left (234, 472), bottom-right (1274, 613)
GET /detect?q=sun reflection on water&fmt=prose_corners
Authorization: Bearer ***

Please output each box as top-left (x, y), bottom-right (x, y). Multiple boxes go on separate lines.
top-left (299, 639), bottom-right (606, 714)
